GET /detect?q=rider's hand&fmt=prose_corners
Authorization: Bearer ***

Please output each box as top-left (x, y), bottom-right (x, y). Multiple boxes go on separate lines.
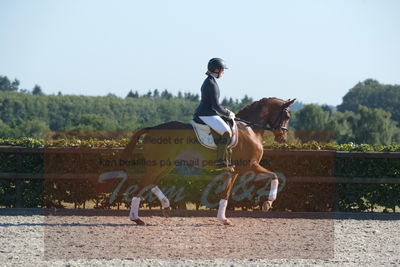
top-left (227, 110), bottom-right (235, 120)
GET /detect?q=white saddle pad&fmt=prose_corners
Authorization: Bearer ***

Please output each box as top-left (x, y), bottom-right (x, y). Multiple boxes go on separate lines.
top-left (189, 120), bottom-right (239, 150)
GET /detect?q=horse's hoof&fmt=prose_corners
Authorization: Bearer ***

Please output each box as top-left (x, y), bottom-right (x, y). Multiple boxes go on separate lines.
top-left (131, 218), bottom-right (146, 226)
top-left (162, 207), bottom-right (171, 217)
top-left (262, 201), bottom-right (272, 212)
top-left (219, 219), bottom-right (233, 226)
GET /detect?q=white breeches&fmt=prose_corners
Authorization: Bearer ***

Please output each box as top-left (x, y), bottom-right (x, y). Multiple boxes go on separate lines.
top-left (199, 115), bottom-right (231, 136)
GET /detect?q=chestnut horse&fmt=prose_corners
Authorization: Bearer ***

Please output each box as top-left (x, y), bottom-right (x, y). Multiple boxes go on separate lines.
top-left (101, 97), bottom-right (295, 225)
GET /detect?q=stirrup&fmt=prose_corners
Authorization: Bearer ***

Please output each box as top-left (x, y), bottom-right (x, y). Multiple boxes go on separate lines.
top-left (212, 161), bottom-right (235, 172)
top-left (213, 166), bottom-right (235, 172)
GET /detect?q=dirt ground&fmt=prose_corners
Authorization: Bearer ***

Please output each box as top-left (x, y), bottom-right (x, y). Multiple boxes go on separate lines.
top-left (0, 210), bottom-right (399, 266)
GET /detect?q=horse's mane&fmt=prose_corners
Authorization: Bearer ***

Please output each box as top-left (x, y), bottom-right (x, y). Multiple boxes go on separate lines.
top-left (236, 97), bottom-right (284, 119)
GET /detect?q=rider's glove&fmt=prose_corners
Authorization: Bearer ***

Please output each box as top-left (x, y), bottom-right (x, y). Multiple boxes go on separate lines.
top-left (227, 109), bottom-right (235, 120)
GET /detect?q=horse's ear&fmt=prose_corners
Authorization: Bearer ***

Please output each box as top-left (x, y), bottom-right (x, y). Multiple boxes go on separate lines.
top-left (283, 98), bottom-right (296, 108)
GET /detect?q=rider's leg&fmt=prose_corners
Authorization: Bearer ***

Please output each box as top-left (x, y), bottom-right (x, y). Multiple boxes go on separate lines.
top-left (198, 115), bottom-right (233, 169)
top-left (210, 128), bottom-right (233, 168)
top-left (198, 115), bottom-right (232, 136)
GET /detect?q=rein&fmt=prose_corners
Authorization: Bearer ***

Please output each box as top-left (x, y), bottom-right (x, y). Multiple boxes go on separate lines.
top-left (234, 105), bottom-right (289, 131)
top-left (234, 118), bottom-right (277, 131)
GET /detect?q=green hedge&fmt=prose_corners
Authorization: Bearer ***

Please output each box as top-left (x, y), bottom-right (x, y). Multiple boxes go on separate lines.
top-left (0, 138), bottom-right (399, 212)
top-left (1, 137), bottom-right (400, 151)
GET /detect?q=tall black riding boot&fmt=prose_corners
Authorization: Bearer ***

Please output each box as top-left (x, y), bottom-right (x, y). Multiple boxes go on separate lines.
top-left (210, 129), bottom-right (234, 170)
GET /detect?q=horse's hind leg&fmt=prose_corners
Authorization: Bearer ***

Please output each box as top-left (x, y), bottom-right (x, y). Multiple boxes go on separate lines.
top-left (129, 197), bottom-right (145, 225)
top-left (249, 163), bottom-right (279, 211)
top-left (151, 186), bottom-right (171, 217)
top-left (150, 167), bottom-right (175, 217)
top-left (97, 171), bottom-right (146, 225)
top-left (129, 166), bottom-right (174, 224)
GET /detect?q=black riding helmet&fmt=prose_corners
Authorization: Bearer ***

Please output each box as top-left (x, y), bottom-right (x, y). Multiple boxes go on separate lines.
top-left (207, 58), bottom-right (228, 72)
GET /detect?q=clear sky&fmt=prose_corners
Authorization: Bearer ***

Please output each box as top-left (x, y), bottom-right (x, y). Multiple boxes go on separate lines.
top-left (0, 0), bottom-right (399, 105)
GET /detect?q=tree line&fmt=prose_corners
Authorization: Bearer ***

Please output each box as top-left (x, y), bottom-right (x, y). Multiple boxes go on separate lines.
top-left (0, 75), bottom-right (399, 145)
top-left (0, 75), bottom-right (262, 139)
top-left (291, 79), bottom-right (400, 145)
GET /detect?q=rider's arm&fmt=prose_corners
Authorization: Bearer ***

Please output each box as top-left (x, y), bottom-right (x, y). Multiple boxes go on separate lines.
top-left (209, 82), bottom-right (230, 117)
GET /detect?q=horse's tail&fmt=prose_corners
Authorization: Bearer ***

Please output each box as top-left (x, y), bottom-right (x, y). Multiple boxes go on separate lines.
top-left (118, 127), bottom-right (151, 162)
top-left (96, 128), bottom-right (150, 190)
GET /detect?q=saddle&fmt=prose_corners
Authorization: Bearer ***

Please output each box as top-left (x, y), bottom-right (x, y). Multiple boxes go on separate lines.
top-left (189, 115), bottom-right (239, 150)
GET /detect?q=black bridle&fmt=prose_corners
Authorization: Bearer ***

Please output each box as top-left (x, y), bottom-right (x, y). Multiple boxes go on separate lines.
top-left (234, 104), bottom-right (290, 131)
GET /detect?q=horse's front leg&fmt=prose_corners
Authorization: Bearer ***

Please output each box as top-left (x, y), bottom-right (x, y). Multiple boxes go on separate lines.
top-left (218, 172), bottom-right (239, 225)
top-left (250, 163), bottom-right (279, 211)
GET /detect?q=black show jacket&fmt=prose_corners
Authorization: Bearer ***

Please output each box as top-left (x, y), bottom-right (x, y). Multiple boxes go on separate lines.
top-left (194, 75), bottom-right (230, 117)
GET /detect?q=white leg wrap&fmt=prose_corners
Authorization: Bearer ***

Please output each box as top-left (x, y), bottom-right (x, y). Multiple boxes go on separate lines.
top-left (268, 179), bottom-right (279, 201)
top-left (129, 197), bottom-right (140, 220)
top-left (151, 186), bottom-right (170, 208)
top-left (217, 199), bottom-right (228, 220)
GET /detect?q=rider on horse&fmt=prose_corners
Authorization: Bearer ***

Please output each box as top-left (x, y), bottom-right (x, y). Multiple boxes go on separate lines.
top-left (194, 58), bottom-right (236, 170)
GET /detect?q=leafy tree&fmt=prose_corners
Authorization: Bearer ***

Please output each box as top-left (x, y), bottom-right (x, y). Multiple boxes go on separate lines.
top-left (17, 119), bottom-right (49, 138)
top-left (153, 89), bottom-right (160, 98)
top-left (126, 90), bottom-right (139, 98)
top-left (161, 89), bottom-right (172, 100)
top-left (126, 90), bottom-right (134, 98)
top-left (293, 104), bottom-right (330, 130)
top-left (353, 105), bottom-right (398, 145)
top-left (292, 104), bottom-right (332, 143)
top-left (321, 104), bottom-right (334, 113)
top-left (0, 120), bottom-right (13, 138)
top-left (338, 79), bottom-right (400, 124)
top-left (0, 76), bottom-right (19, 92)
top-left (290, 101), bottom-right (304, 111)
top-left (144, 90), bottom-right (152, 98)
top-left (106, 93), bottom-right (118, 98)
top-left (71, 114), bottom-right (117, 130)
top-left (183, 92), bottom-right (199, 102)
top-left (292, 104), bottom-right (398, 144)
top-left (240, 94), bottom-right (253, 106)
top-left (327, 111), bottom-right (356, 144)
top-left (32, 85), bottom-right (44, 95)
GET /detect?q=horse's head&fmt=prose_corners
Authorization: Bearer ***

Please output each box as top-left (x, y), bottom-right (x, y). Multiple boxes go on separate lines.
top-left (266, 98), bottom-right (296, 143)
top-left (236, 97), bottom-right (296, 143)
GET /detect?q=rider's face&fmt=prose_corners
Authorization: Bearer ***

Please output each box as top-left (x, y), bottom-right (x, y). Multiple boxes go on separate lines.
top-left (217, 69), bottom-right (224, 78)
